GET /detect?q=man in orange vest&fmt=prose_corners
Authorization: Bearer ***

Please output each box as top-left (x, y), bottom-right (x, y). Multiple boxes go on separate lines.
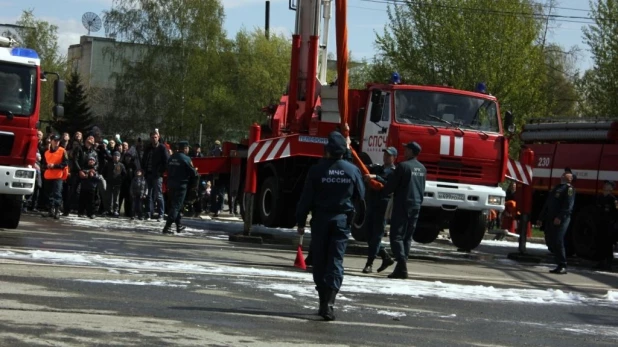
top-left (43, 134), bottom-right (68, 219)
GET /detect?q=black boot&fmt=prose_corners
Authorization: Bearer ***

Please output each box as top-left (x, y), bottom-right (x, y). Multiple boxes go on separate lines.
top-left (549, 265), bottom-right (567, 274)
top-left (47, 207), bottom-right (54, 218)
top-left (376, 249), bottom-right (395, 273)
top-left (162, 221), bottom-right (174, 234)
top-left (53, 206), bottom-right (60, 219)
top-left (321, 289), bottom-right (337, 321)
top-left (176, 224), bottom-right (186, 233)
top-left (387, 260), bottom-right (409, 279)
top-left (362, 258), bottom-right (374, 274)
top-left (316, 287), bottom-right (326, 316)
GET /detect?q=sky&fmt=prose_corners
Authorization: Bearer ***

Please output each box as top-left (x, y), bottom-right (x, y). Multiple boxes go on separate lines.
top-left (0, 0), bottom-right (595, 72)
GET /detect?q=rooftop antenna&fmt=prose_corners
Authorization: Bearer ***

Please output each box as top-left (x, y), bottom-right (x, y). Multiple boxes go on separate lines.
top-left (82, 12), bottom-right (102, 36)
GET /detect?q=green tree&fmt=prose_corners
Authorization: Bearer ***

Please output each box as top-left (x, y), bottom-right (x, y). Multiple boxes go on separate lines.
top-left (371, 0), bottom-right (548, 132)
top-left (582, 0), bottom-right (618, 117)
top-left (224, 28), bottom-right (291, 140)
top-left (53, 72), bottom-right (95, 135)
top-left (103, 0), bottom-right (231, 141)
top-left (14, 9), bottom-right (68, 122)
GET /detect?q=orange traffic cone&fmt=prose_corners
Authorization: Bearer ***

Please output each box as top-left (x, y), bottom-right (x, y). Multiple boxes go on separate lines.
top-left (294, 235), bottom-right (306, 270)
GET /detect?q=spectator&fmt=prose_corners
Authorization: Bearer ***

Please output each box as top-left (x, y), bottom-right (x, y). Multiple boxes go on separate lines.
top-left (130, 169), bottom-right (148, 220)
top-left (141, 130), bottom-right (170, 221)
top-left (78, 156), bottom-right (99, 219)
top-left (104, 151), bottom-right (126, 217)
top-left (209, 140), bottom-right (222, 157)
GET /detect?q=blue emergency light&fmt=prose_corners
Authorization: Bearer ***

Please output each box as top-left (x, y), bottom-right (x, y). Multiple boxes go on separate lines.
top-left (391, 72), bottom-right (401, 84)
top-left (10, 47), bottom-right (40, 59)
top-left (476, 82), bottom-right (487, 94)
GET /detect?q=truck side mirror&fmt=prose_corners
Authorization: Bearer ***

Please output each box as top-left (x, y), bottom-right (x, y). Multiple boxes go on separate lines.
top-left (504, 111), bottom-right (515, 133)
top-left (53, 105), bottom-right (64, 118)
top-left (369, 90), bottom-right (384, 123)
top-left (54, 79), bottom-right (65, 104)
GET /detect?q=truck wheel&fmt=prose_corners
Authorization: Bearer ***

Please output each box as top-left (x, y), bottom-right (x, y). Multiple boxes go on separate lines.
top-left (0, 196), bottom-right (22, 229)
top-left (351, 199), bottom-right (368, 242)
top-left (572, 206), bottom-right (600, 260)
top-left (258, 176), bottom-right (282, 227)
top-left (413, 225), bottom-right (440, 244)
top-left (449, 210), bottom-right (486, 251)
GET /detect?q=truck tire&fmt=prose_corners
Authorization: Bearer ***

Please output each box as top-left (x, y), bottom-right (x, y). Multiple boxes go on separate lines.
top-left (448, 210), bottom-right (486, 251)
top-left (413, 224), bottom-right (440, 244)
top-left (351, 199), bottom-right (368, 242)
top-left (571, 206), bottom-right (600, 260)
top-left (0, 196), bottom-right (22, 229)
top-left (258, 176), bottom-right (282, 227)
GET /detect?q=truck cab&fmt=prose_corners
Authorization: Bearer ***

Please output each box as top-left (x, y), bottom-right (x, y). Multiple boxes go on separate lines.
top-left (351, 83), bottom-right (509, 250)
top-left (0, 35), bottom-right (64, 229)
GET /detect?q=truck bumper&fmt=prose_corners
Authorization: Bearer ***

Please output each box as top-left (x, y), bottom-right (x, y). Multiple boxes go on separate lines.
top-left (422, 180), bottom-right (505, 212)
top-left (0, 166), bottom-right (36, 195)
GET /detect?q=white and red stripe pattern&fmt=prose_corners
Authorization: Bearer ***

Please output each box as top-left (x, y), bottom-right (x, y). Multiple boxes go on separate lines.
top-left (248, 137), bottom-right (292, 163)
top-left (533, 168), bottom-right (618, 181)
top-left (506, 159), bottom-right (533, 185)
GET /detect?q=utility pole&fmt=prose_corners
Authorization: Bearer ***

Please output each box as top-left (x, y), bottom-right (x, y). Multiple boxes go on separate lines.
top-left (199, 114), bottom-right (204, 147)
top-left (265, 1), bottom-right (271, 40)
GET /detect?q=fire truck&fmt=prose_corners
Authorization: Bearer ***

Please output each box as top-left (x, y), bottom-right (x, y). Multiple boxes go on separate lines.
top-left (0, 35), bottom-right (64, 229)
top-left (520, 118), bottom-right (618, 259)
top-left (193, 0), bottom-right (511, 251)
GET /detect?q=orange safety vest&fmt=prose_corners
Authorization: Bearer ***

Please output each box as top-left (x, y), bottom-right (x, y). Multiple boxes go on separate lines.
top-left (44, 147), bottom-right (67, 180)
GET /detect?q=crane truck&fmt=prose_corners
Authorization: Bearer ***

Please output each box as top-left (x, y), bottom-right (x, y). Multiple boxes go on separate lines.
top-left (193, 0), bottom-right (512, 251)
top-left (519, 118), bottom-right (618, 260)
top-left (0, 35), bottom-right (65, 229)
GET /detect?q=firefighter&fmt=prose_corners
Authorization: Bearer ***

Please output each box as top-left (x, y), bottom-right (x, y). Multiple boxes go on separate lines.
top-left (296, 131), bottom-right (365, 321)
top-left (162, 141), bottom-right (197, 235)
top-left (381, 142), bottom-right (426, 279)
top-left (596, 180), bottom-right (617, 270)
top-left (362, 147), bottom-right (397, 274)
top-left (42, 134), bottom-right (69, 219)
top-left (537, 168), bottom-right (576, 275)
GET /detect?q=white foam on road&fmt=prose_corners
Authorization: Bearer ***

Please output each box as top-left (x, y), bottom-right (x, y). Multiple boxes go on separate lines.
top-left (377, 310), bottom-right (406, 318)
top-left (479, 239), bottom-right (548, 250)
top-left (74, 279), bottom-right (189, 288)
top-left (0, 250), bottom-right (611, 307)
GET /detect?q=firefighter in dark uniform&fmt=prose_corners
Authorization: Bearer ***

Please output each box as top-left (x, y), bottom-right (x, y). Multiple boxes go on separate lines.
top-left (162, 141), bottom-right (198, 235)
top-left (362, 147), bottom-right (397, 274)
top-left (596, 180), bottom-right (617, 270)
top-left (538, 168), bottom-right (576, 274)
top-left (381, 142), bottom-right (426, 279)
top-left (296, 131), bottom-right (365, 321)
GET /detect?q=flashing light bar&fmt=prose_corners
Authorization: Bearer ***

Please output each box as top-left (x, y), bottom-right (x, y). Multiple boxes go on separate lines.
top-left (10, 47), bottom-right (39, 59)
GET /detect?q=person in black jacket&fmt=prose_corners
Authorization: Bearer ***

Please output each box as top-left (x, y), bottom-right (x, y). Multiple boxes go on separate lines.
top-left (381, 142), bottom-right (426, 279)
top-left (141, 131), bottom-right (170, 221)
top-left (104, 151), bottom-right (126, 217)
top-left (596, 180), bottom-right (617, 270)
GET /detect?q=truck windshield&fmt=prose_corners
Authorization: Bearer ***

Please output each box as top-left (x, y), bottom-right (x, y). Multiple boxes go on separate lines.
top-left (394, 90), bottom-right (500, 133)
top-left (0, 62), bottom-right (36, 116)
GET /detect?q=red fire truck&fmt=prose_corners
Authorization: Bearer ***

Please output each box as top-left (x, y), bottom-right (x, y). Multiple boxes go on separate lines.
top-left (520, 118), bottom-right (618, 259)
top-left (0, 35), bottom-right (64, 229)
top-left (193, 0), bottom-right (512, 251)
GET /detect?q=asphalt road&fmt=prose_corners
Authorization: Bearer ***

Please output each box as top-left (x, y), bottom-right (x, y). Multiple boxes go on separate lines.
top-left (0, 213), bottom-right (616, 347)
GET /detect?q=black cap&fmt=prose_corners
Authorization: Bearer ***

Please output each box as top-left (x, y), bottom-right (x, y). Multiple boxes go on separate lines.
top-left (404, 142), bottom-right (422, 156)
top-left (383, 146), bottom-right (398, 157)
top-left (564, 167), bottom-right (572, 174)
top-left (325, 131), bottom-right (347, 156)
top-left (194, 143), bottom-right (200, 148)
top-left (113, 151), bottom-right (121, 157)
top-left (49, 134), bottom-right (60, 141)
top-left (177, 141), bottom-right (190, 149)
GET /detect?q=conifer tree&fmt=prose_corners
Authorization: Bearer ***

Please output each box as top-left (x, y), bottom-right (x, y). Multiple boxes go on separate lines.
top-left (54, 71), bottom-right (95, 135)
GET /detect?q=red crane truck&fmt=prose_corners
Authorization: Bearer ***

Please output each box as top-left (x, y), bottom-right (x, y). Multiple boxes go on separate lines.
top-left (520, 118), bottom-right (618, 259)
top-left (193, 0), bottom-right (512, 251)
top-left (0, 35), bottom-right (64, 229)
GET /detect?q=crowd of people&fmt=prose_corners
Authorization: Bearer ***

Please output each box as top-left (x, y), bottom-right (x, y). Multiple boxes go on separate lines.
top-left (24, 128), bottom-right (236, 221)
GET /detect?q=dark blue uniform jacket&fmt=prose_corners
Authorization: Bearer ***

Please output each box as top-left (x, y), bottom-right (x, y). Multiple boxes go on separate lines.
top-left (540, 183), bottom-right (575, 222)
top-left (382, 158), bottom-right (426, 211)
top-left (167, 152), bottom-right (197, 190)
top-left (296, 158), bottom-right (365, 228)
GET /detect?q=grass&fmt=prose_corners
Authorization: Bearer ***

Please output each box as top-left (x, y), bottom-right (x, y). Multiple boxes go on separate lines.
top-left (531, 227), bottom-right (544, 239)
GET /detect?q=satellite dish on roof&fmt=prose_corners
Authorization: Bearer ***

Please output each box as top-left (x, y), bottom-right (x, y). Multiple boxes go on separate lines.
top-left (82, 12), bottom-right (102, 36)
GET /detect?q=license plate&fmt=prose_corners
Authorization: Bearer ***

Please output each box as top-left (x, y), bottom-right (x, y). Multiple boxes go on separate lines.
top-left (438, 192), bottom-right (465, 201)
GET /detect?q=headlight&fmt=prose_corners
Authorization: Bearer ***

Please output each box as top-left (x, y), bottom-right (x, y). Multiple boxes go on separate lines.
top-left (488, 195), bottom-right (504, 205)
top-left (15, 170), bottom-right (35, 179)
